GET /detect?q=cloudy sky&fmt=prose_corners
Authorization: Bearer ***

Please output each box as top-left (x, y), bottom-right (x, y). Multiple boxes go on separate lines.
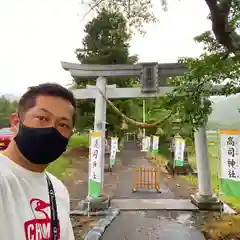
top-left (0, 0), bottom-right (211, 94)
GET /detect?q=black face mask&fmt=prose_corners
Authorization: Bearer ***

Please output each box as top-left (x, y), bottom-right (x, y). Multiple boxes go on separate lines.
top-left (14, 123), bottom-right (69, 165)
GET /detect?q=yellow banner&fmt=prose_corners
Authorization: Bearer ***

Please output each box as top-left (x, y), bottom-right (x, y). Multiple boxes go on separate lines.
top-left (219, 130), bottom-right (240, 135)
top-left (90, 132), bottom-right (101, 137)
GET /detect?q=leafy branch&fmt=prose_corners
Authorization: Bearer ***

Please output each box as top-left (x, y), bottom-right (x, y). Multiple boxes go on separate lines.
top-left (80, 0), bottom-right (240, 56)
top-left (166, 51), bottom-right (240, 130)
top-left (204, 0), bottom-right (240, 57)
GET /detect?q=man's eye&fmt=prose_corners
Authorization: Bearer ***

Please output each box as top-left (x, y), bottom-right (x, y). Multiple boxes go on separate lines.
top-left (60, 123), bottom-right (69, 129)
top-left (37, 116), bottom-right (48, 121)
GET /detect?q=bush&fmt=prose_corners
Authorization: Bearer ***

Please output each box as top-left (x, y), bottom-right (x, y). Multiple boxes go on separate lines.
top-left (68, 134), bottom-right (89, 148)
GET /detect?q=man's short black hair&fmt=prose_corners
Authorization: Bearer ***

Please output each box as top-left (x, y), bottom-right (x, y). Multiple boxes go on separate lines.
top-left (18, 83), bottom-right (76, 125)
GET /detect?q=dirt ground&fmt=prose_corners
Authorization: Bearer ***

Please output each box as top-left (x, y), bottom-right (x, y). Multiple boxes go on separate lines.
top-left (63, 145), bottom-right (240, 240)
top-left (64, 148), bottom-right (124, 199)
top-left (63, 147), bottom-right (125, 239)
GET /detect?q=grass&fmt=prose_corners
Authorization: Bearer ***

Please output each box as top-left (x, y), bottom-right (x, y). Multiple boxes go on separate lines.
top-left (47, 134), bottom-right (89, 179)
top-left (184, 134), bottom-right (240, 211)
top-left (47, 156), bottom-right (73, 180)
top-left (68, 134), bottom-right (89, 148)
top-left (152, 142), bottom-right (172, 166)
top-left (155, 155), bottom-right (168, 166)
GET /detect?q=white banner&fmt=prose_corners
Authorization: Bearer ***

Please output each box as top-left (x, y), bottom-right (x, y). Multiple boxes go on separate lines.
top-left (174, 138), bottom-right (185, 161)
top-left (141, 137), bottom-right (146, 151)
top-left (236, 21), bottom-right (240, 35)
top-left (89, 132), bottom-right (102, 183)
top-left (220, 130), bottom-right (240, 180)
top-left (110, 137), bottom-right (118, 160)
top-left (152, 136), bottom-right (159, 151)
top-left (145, 136), bottom-right (151, 150)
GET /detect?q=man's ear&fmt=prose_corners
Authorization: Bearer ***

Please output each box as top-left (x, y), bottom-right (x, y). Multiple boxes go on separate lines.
top-left (10, 113), bottom-right (19, 136)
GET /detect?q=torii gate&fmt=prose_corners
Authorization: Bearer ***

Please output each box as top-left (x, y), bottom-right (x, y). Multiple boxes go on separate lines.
top-left (62, 61), bottom-right (220, 210)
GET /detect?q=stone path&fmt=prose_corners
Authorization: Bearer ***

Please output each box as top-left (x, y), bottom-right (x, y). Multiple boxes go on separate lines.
top-left (102, 211), bottom-right (206, 240)
top-left (111, 199), bottom-right (198, 211)
top-left (101, 141), bottom-right (206, 240)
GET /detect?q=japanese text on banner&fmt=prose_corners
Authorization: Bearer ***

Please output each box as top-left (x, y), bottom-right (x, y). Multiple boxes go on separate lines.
top-left (152, 136), bottom-right (159, 151)
top-left (220, 132), bottom-right (240, 180)
top-left (146, 136), bottom-right (151, 150)
top-left (110, 138), bottom-right (118, 160)
top-left (90, 133), bottom-right (102, 183)
top-left (174, 139), bottom-right (185, 166)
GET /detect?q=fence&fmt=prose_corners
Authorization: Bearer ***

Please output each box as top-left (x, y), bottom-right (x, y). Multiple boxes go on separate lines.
top-left (132, 167), bottom-right (161, 192)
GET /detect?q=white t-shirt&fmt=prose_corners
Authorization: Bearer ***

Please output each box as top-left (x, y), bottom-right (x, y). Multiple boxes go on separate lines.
top-left (0, 154), bottom-right (74, 240)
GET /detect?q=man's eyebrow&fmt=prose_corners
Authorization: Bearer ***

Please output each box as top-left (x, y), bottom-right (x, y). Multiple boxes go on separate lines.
top-left (39, 108), bottom-right (51, 114)
top-left (38, 108), bottom-right (71, 122)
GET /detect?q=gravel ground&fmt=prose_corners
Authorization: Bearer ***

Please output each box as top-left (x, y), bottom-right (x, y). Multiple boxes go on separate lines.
top-left (63, 147), bottom-right (126, 239)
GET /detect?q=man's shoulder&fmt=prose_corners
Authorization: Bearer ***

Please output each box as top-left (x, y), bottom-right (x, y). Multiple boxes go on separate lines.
top-left (0, 154), bottom-right (17, 179)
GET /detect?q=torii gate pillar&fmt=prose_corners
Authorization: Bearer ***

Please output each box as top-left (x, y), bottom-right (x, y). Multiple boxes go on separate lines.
top-left (190, 126), bottom-right (221, 209)
top-left (93, 76), bottom-right (107, 189)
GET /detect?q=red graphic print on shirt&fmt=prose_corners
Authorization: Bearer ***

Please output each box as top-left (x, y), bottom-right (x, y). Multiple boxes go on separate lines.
top-left (24, 198), bottom-right (60, 240)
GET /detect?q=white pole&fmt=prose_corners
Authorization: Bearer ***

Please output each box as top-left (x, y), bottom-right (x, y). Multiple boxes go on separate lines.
top-left (194, 126), bottom-right (213, 196)
top-left (94, 76), bottom-right (106, 192)
top-left (143, 99), bottom-right (146, 138)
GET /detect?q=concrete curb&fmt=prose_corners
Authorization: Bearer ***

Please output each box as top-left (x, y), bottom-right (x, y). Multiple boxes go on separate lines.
top-left (84, 207), bottom-right (120, 240)
top-left (222, 200), bottom-right (237, 214)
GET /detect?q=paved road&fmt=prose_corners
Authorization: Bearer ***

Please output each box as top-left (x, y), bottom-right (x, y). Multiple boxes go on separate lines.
top-left (102, 211), bottom-right (206, 240)
top-left (102, 141), bottom-right (206, 240)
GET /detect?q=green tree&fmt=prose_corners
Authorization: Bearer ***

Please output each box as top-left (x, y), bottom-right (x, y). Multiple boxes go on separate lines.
top-left (77, 1), bottom-right (239, 133)
top-left (164, 29), bottom-right (240, 130)
top-left (127, 1), bottom-right (239, 131)
top-left (0, 97), bottom-right (17, 128)
top-left (72, 8), bottom-right (140, 135)
top-left (89, 0), bottom-right (240, 57)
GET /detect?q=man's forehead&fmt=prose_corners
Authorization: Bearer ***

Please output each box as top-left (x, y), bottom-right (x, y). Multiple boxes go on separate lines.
top-left (34, 96), bottom-right (73, 120)
top-left (37, 108), bottom-right (71, 122)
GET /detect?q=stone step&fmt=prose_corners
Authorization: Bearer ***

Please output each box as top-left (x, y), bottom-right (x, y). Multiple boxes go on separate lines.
top-left (111, 198), bottom-right (198, 211)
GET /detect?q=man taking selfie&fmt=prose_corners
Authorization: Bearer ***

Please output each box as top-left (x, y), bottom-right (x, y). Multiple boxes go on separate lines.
top-left (0, 83), bottom-right (75, 239)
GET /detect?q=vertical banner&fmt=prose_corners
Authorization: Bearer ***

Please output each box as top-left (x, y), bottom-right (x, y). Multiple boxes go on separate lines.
top-left (116, 137), bottom-right (120, 152)
top-left (152, 136), bottom-right (159, 154)
top-left (145, 136), bottom-right (151, 152)
top-left (174, 138), bottom-right (185, 167)
top-left (219, 130), bottom-right (240, 197)
top-left (110, 137), bottom-right (118, 168)
top-left (141, 137), bottom-right (146, 152)
top-left (88, 132), bottom-right (102, 199)
top-left (236, 20), bottom-right (240, 35)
